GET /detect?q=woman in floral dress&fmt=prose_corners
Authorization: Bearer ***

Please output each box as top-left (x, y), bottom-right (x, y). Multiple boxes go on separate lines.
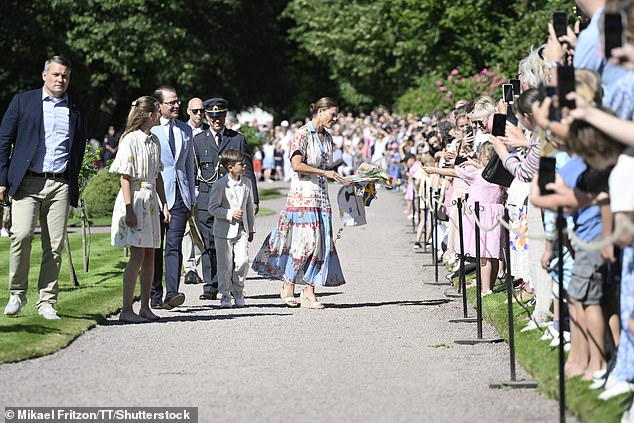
top-left (110, 96), bottom-right (170, 323)
top-left (252, 97), bottom-right (345, 309)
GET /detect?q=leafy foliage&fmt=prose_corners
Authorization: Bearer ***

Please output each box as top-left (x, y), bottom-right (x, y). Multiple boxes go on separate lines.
top-left (0, 0), bottom-right (575, 130)
top-left (239, 124), bottom-right (267, 149)
top-left (81, 169), bottom-right (120, 219)
top-left (395, 67), bottom-right (508, 115)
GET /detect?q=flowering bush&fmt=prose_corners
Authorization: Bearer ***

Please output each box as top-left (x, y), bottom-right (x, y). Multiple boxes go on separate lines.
top-left (395, 66), bottom-right (508, 116)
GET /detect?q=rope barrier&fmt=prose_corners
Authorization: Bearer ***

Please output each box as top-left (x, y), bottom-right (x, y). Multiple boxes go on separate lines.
top-left (424, 188), bottom-right (634, 250)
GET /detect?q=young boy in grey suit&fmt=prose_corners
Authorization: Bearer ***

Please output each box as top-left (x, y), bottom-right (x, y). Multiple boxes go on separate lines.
top-left (208, 149), bottom-right (256, 308)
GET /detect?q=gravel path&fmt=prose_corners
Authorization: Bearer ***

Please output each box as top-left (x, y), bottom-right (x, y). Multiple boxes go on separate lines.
top-left (0, 181), bottom-right (574, 422)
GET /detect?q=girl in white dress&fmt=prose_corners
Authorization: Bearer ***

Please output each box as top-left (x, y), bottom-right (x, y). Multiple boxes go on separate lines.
top-left (110, 96), bottom-right (171, 323)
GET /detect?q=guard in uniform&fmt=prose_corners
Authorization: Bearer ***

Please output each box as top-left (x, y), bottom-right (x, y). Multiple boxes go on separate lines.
top-left (194, 98), bottom-right (259, 300)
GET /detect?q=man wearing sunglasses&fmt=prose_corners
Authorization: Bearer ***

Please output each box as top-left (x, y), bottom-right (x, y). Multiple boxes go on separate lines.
top-left (150, 86), bottom-right (196, 310)
top-left (186, 98), bottom-right (208, 137)
top-left (194, 97), bottom-right (259, 301)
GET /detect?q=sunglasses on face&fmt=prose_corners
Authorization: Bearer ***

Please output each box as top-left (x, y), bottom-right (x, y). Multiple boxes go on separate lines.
top-left (190, 109), bottom-right (204, 115)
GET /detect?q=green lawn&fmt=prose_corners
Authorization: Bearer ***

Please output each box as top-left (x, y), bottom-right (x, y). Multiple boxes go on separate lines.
top-left (1, 204), bottom-right (278, 363)
top-left (453, 275), bottom-right (627, 423)
top-left (258, 187), bottom-right (284, 201)
top-left (0, 234), bottom-right (126, 363)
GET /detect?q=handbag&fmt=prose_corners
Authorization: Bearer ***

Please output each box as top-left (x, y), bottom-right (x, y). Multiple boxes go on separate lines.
top-left (436, 205), bottom-right (449, 222)
top-left (482, 152), bottom-right (514, 188)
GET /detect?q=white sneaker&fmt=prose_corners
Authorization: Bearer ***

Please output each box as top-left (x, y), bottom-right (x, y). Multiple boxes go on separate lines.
top-left (234, 296), bottom-right (246, 308)
top-left (38, 304), bottom-right (61, 320)
top-left (549, 331), bottom-right (570, 347)
top-left (0, 228), bottom-right (9, 237)
top-left (4, 295), bottom-right (25, 316)
top-left (521, 320), bottom-right (540, 332)
top-left (220, 295), bottom-right (232, 309)
top-left (599, 381), bottom-right (634, 400)
top-left (540, 326), bottom-right (557, 341)
top-left (591, 373), bottom-right (615, 390)
top-left (592, 368), bottom-right (608, 381)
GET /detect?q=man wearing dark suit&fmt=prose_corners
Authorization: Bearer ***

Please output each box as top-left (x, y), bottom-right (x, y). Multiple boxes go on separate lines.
top-left (194, 98), bottom-right (259, 300)
top-left (0, 55), bottom-right (87, 320)
top-left (150, 86), bottom-right (197, 310)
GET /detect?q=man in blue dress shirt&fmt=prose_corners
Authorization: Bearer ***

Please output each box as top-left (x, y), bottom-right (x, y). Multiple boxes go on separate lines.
top-left (0, 56), bottom-right (87, 320)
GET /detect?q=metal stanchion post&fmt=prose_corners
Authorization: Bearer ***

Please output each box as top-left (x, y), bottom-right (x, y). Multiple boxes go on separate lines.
top-left (490, 209), bottom-right (537, 389)
top-left (430, 187), bottom-right (435, 264)
top-left (450, 197), bottom-right (477, 323)
top-left (434, 189), bottom-right (439, 284)
top-left (455, 201), bottom-right (503, 343)
top-left (423, 181), bottom-right (428, 253)
top-left (557, 207), bottom-right (566, 422)
top-left (475, 202), bottom-right (484, 337)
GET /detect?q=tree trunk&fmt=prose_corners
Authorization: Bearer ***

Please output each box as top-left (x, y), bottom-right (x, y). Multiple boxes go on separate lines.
top-left (65, 232), bottom-right (79, 287)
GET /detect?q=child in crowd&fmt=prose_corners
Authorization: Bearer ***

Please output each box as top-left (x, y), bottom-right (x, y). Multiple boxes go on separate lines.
top-left (110, 96), bottom-right (171, 324)
top-left (403, 152), bottom-right (421, 218)
top-left (208, 149), bottom-right (256, 308)
top-left (424, 142), bottom-right (506, 294)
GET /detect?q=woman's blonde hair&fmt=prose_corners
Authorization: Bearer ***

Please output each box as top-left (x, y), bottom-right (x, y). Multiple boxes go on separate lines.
top-left (518, 45), bottom-right (547, 89)
top-left (121, 96), bottom-right (160, 139)
top-left (470, 96), bottom-right (496, 121)
top-left (479, 142), bottom-right (495, 165)
top-left (575, 68), bottom-right (603, 106)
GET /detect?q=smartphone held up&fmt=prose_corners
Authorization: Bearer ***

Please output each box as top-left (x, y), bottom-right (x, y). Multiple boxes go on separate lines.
top-left (538, 157), bottom-right (557, 195)
top-left (553, 12), bottom-right (568, 39)
top-left (492, 113), bottom-right (506, 137)
top-left (604, 12), bottom-right (624, 58)
top-left (557, 65), bottom-right (576, 110)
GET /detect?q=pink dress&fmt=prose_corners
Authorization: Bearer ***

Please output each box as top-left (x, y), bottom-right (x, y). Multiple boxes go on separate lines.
top-left (455, 166), bottom-right (506, 259)
top-left (405, 161), bottom-right (422, 201)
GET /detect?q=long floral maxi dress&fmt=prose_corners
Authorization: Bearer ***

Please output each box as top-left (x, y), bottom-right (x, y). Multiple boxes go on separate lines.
top-left (252, 122), bottom-right (346, 287)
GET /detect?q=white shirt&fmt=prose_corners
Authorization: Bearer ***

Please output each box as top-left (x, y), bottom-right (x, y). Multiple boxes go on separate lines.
top-left (209, 128), bottom-right (225, 146)
top-left (227, 175), bottom-right (245, 207)
top-left (188, 121), bottom-right (204, 137)
top-left (160, 116), bottom-right (183, 150)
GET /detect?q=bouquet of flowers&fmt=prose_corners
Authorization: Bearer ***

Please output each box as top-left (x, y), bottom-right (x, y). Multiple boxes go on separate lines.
top-left (342, 163), bottom-right (393, 188)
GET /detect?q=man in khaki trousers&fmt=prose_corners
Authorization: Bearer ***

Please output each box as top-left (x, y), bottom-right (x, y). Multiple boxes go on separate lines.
top-left (0, 55), bottom-right (87, 320)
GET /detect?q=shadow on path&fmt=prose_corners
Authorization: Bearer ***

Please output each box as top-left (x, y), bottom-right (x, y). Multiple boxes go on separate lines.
top-left (100, 312), bottom-right (293, 326)
top-left (325, 298), bottom-right (452, 309)
top-left (246, 292), bottom-right (343, 300)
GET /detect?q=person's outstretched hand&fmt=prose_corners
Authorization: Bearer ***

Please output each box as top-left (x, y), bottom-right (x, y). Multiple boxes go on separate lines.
top-left (610, 43), bottom-right (634, 70)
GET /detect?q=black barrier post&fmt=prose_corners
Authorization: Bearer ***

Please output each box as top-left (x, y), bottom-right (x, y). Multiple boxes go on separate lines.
top-left (455, 201), bottom-right (503, 343)
top-left (557, 207), bottom-right (566, 422)
top-left (449, 197), bottom-right (477, 323)
top-left (423, 181), bottom-right (428, 253)
top-left (458, 198), bottom-right (468, 316)
top-left (475, 202), bottom-right (484, 337)
top-left (430, 187), bottom-right (435, 264)
top-left (490, 209), bottom-right (537, 389)
top-left (433, 189), bottom-right (439, 284)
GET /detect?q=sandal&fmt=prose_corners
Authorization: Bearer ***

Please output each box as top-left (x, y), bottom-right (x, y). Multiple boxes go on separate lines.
top-left (280, 282), bottom-right (299, 308)
top-left (300, 291), bottom-right (324, 309)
